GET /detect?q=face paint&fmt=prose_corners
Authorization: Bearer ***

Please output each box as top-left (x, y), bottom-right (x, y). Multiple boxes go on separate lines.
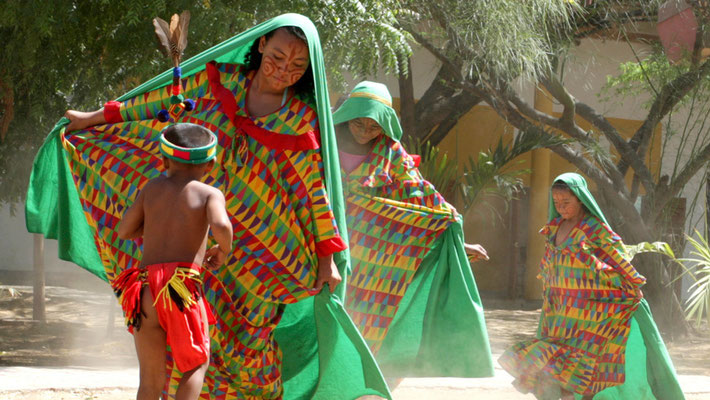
top-left (258, 28), bottom-right (309, 92)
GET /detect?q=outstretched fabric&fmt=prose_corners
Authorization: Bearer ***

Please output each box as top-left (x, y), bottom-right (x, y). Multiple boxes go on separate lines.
top-left (338, 134), bottom-right (494, 377)
top-left (499, 172), bottom-right (684, 399)
top-left (25, 14), bottom-right (389, 400)
top-left (333, 81), bottom-right (492, 377)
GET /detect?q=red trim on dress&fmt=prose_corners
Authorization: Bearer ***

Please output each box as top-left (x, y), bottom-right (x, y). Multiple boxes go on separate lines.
top-left (103, 101), bottom-right (123, 123)
top-left (205, 62), bottom-right (320, 151)
top-left (410, 154), bottom-right (421, 168)
top-left (315, 237), bottom-right (348, 257)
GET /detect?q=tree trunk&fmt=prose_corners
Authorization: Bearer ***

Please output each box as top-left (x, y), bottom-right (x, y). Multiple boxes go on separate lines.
top-left (33, 233), bottom-right (46, 323)
top-left (398, 58), bottom-right (416, 140)
top-left (632, 253), bottom-right (689, 339)
top-left (405, 66), bottom-right (481, 144)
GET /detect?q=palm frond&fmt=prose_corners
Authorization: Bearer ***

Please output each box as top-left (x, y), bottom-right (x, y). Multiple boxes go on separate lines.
top-left (460, 128), bottom-right (568, 212)
top-left (404, 138), bottom-right (459, 199)
top-left (635, 230), bottom-right (710, 328)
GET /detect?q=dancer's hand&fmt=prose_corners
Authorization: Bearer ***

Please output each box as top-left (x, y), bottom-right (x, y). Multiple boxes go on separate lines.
top-left (464, 243), bottom-right (489, 262)
top-left (314, 255), bottom-right (342, 293)
top-left (635, 287), bottom-right (644, 299)
top-left (64, 109), bottom-right (105, 132)
top-left (204, 245), bottom-right (227, 270)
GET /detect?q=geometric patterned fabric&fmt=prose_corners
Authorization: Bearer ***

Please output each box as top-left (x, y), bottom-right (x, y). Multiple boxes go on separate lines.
top-left (499, 215), bottom-right (646, 396)
top-left (343, 135), bottom-right (455, 354)
top-left (61, 63), bottom-right (346, 399)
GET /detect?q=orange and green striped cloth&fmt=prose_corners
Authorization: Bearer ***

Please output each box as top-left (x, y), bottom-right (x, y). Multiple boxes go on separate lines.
top-left (26, 14), bottom-right (389, 400)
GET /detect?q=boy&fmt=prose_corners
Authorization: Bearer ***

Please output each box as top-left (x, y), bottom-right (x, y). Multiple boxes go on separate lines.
top-left (115, 123), bottom-right (233, 400)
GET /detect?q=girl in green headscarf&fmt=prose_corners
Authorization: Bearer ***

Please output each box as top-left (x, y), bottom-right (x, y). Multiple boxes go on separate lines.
top-left (332, 81), bottom-right (494, 380)
top-left (499, 172), bottom-right (684, 400)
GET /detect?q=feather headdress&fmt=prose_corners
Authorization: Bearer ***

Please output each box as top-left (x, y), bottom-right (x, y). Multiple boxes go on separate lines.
top-left (153, 11), bottom-right (191, 68)
top-left (151, 11), bottom-right (195, 123)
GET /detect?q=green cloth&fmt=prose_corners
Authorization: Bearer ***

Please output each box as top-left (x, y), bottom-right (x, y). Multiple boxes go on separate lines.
top-left (332, 80), bottom-right (403, 141)
top-left (335, 81), bottom-right (493, 378)
top-left (544, 173), bottom-right (684, 399)
top-left (375, 221), bottom-right (494, 377)
top-left (25, 118), bottom-right (106, 280)
top-left (25, 13), bottom-right (390, 400)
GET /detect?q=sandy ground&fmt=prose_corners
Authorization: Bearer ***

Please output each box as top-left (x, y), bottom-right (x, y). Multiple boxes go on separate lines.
top-left (0, 283), bottom-right (709, 399)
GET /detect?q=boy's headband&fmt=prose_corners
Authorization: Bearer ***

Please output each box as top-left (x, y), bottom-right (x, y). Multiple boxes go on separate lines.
top-left (159, 129), bottom-right (217, 164)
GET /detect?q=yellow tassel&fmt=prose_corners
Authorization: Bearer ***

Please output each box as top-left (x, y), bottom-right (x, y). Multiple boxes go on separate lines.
top-left (153, 268), bottom-right (202, 311)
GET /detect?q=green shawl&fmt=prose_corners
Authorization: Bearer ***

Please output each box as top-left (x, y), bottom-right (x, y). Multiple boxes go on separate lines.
top-left (548, 172), bottom-right (609, 226)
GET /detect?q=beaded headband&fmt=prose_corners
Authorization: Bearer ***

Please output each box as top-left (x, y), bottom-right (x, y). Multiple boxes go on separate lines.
top-left (159, 129), bottom-right (217, 164)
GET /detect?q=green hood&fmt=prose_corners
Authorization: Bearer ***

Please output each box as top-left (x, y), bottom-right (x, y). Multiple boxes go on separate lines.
top-left (332, 81), bottom-right (402, 141)
top-left (548, 172), bottom-right (609, 226)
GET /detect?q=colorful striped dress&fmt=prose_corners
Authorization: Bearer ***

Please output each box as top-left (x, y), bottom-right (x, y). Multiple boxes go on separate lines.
top-left (61, 62), bottom-right (346, 399)
top-left (342, 135), bottom-right (493, 377)
top-left (343, 136), bottom-right (454, 353)
top-left (499, 214), bottom-right (646, 396)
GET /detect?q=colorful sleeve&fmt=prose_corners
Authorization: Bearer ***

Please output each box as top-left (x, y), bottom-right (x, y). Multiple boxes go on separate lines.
top-left (103, 67), bottom-right (213, 123)
top-left (537, 223), bottom-right (554, 281)
top-left (594, 221), bottom-right (647, 286)
top-left (304, 146), bottom-right (348, 257)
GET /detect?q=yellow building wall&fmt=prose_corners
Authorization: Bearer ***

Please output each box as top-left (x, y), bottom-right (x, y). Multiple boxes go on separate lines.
top-left (436, 106), bottom-right (529, 296)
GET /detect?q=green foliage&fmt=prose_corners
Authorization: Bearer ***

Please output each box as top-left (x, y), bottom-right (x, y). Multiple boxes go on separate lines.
top-left (403, 138), bottom-right (459, 200)
top-left (0, 0), bottom-right (240, 205)
top-left (399, 0), bottom-right (581, 81)
top-left (630, 233), bottom-right (710, 329)
top-left (600, 30), bottom-right (710, 232)
top-left (0, 0), bottom-right (411, 205)
top-left (676, 232), bottom-right (710, 329)
top-left (459, 128), bottom-right (568, 213)
top-left (624, 241), bottom-right (675, 259)
top-left (406, 128), bottom-right (568, 222)
top-left (600, 48), bottom-right (709, 109)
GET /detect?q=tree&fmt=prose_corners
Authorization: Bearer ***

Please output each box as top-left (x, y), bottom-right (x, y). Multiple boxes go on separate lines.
top-left (0, 0), bottom-right (408, 206)
top-left (389, 0), bottom-right (710, 336)
top-left (0, 0), bottom-right (228, 206)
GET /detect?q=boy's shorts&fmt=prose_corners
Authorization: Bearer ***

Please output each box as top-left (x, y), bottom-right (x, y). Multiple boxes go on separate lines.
top-left (113, 262), bottom-right (213, 372)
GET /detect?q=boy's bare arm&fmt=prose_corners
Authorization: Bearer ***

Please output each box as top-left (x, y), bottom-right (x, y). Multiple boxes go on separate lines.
top-left (118, 187), bottom-right (147, 239)
top-left (206, 190), bottom-right (232, 251)
top-left (204, 189), bottom-right (232, 270)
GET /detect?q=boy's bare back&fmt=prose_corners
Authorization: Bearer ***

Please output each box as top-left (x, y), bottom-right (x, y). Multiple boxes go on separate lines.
top-left (120, 175), bottom-right (228, 268)
top-left (145, 176), bottom-right (223, 266)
